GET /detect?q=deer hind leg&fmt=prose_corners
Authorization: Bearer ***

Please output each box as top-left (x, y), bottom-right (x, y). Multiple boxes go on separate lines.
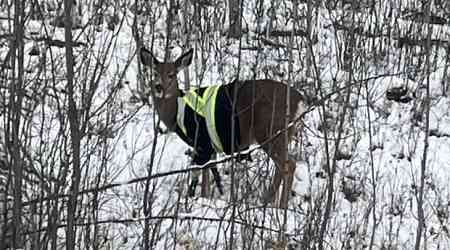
top-left (260, 135), bottom-right (292, 207)
top-left (263, 152), bottom-right (296, 208)
top-left (279, 126), bottom-right (299, 207)
top-left (201, 168), bottom-right (210, 197)
top-left (279, 158), bottom-right (296, 208)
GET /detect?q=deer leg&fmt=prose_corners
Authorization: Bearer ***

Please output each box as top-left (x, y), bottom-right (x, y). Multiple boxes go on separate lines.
top-left (279, 126), bottom-right (302, 207)
top-left (188, 170), bottom-right (201, 197)
top-left (279, 158), bottom-right (296, 208)
top-left (260, 137), bottom-right (288, 206)
top-left (200, 168), bottom-right (210, 197)
top-left (262, 162), bottom-right (282, 204)
top-left (210, 167), bottom-right (224, 195)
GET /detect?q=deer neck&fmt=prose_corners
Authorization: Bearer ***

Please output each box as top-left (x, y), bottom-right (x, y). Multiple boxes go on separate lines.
top-left (153, 90), bottom-right (181, 131)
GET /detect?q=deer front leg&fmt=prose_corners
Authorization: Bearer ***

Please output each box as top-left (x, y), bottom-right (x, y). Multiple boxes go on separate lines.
top-left (187, 150), bottom-right (215, 197)
top-left (188, 170), bottom-right (200, 197)
top-left (188, 169), bottom-right (215, 197)
top-left (201, 168), bottom-right (210, 197)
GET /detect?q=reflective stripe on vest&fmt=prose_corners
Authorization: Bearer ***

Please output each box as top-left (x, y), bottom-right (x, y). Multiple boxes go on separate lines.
top-left (204, 86), bottom-right (223, 153)
top-left (178, 86), bottom-right (224, 153)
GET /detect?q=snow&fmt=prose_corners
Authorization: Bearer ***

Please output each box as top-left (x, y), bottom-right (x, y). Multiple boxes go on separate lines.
top-left (2, 0), bottom-right (450, 249)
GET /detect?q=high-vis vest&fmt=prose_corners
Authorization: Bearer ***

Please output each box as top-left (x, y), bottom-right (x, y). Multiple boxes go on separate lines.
top-left (174, 84), bottom-right (241, 165)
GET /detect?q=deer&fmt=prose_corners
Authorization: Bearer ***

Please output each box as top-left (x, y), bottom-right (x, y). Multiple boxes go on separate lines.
top-left (140, 47), bottom-right (306, 208)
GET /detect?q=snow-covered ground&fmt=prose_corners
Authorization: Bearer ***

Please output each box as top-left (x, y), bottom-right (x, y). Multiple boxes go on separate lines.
top-left (2, 0), bottom-right (450, 249)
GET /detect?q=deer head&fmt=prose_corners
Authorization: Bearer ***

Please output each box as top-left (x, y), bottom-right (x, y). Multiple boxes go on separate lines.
top-left (140, 47), bottom-right (193, 99)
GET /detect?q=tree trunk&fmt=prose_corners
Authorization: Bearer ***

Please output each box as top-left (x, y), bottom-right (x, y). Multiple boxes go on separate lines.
top-left (228, 0), bottom-right (242, 38)
top-left (11, 0), bottom-right (25, 247)
top-left (64, 0), bottom-right (82, 249)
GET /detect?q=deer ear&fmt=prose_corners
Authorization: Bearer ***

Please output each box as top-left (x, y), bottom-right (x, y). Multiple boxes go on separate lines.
top-left (140, 47), bottom-right (160, 66)
top-left (175, 49), bottom-right (193, 70)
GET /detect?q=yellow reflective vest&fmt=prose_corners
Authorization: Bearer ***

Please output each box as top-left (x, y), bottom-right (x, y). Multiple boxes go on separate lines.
top-left (174, 85), bottom-right (241, 165)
